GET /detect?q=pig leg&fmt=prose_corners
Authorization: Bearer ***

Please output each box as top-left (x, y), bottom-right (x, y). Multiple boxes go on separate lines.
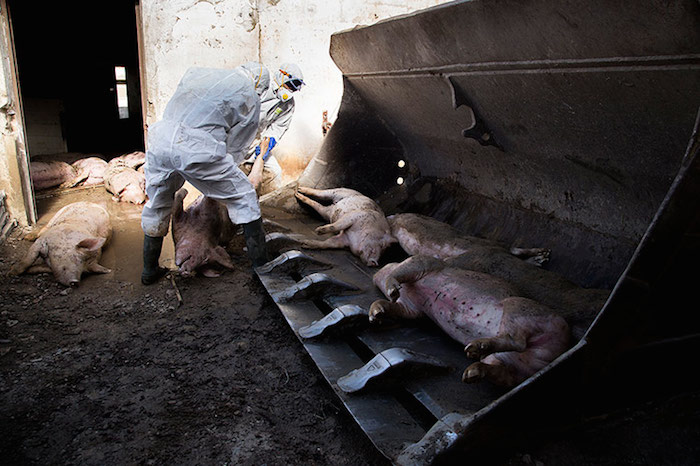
top-left (297, 186), bottom-right (357, 203)
top-left (509, 246), bottom-right (550, 266)
top-left (462, 358), bottom-right (525, 387)
top-left (295, 191), bottom-right (333, 219)
top-left (369, 299), bottom-right (422, 324)
top-left (464, 333), bottom-right (527, 360)
top-left (10, 239), bottom-right (48, 275)
top-left (375, 255), bottom-right (446, 301)
top-left (292, 233), bottom-right (350, 250)
top-left (172, 188), bottom-right (187, 222)
top-left (464, 297), bottom-right (557, 360)
top-left (26, 264), bottom-right (53, 274)
top-left (315, 211), bottom-right (364, 235)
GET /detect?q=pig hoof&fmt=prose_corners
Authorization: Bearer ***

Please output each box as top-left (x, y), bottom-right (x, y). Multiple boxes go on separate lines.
top-left (315, 225), bottom-right (331, 235)
top-left (386, 278), bottom-right (401, 301)
top-left (368, 300), bottom-right (387, 324)
top-left (462, 363), bottom-right (485, 384)
top-left (464, 340), bottom-right (493, 359)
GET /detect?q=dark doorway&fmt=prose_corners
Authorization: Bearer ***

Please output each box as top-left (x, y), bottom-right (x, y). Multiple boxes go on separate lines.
top-left (7, 1), bottom-right (144, 159)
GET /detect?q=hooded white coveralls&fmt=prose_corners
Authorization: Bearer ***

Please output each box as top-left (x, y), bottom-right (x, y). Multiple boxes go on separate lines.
top-left (141, 67), bottom-right (263, 237)
top-left (244, 70), bottom-right (296, 182)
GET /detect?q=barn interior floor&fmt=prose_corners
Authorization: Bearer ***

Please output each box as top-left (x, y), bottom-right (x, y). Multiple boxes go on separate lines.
top-left (33, 186), bottom-right (174, 287)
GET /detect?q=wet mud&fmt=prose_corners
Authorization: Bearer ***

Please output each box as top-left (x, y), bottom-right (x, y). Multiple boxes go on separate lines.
top-left (0, 187), bottom-right (386, 465)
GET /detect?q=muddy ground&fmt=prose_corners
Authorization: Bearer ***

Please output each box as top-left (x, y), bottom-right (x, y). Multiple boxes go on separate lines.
top-left (1, 187), bottom-right (698, 465)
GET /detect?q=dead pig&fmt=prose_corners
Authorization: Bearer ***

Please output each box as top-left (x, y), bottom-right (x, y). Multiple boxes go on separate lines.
top-left (30, 161), bottom-right (77, 191)
top-left (70, 157), bottom-right (109, 186)
top-left (10, 202), bottom-right (112, 286)
top-left (370, 255), bottom-right (570, 387)
top-left (388, 213), bottom-right (608, 339)
top-left (171, 188), bottom-right (236, 277)
top-left (113, 150), bottom-right (146, 169)
top-left (389, 213), bottom-right (550, 265)
top-left (292, 187), bottom-right (396, 266)
top-left (104, 158), bottom-right (147, 204)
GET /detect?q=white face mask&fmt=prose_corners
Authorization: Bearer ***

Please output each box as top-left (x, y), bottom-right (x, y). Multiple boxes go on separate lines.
top-left (274, 84), bottom-right (293, 103)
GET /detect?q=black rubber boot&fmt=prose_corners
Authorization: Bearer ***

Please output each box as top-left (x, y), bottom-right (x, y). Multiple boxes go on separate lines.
top-left (242, 218), bottom-right (269, 267)
top-left (141, 235), bottom-right (168, 285)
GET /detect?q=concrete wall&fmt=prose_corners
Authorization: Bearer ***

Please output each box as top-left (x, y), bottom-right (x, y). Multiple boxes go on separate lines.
top-left (140, 0), bottom-right (449, 182)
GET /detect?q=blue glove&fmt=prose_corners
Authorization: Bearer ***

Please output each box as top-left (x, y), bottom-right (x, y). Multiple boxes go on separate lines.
top-left (262, 137), bottom-right (276, 161)
top-left (254, 137), bottom-right (276, 161)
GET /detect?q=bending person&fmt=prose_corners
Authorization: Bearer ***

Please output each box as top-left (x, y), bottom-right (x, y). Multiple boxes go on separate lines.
top-left (140, 63), bottom-right (271, 285)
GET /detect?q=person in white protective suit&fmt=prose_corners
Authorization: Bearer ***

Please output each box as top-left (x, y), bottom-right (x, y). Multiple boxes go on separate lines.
top-left (241, 63), bottom-right (305, 193)
top-left (140, 63), bottom-right (271, 285)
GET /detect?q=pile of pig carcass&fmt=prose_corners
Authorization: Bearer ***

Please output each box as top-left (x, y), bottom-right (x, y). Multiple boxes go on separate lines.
top-left (12, 151), bottom-right (148, 286)
top-left (277, 187), bottom-right (609, 388)
top-left (30, 151), bottom-right (147, 204)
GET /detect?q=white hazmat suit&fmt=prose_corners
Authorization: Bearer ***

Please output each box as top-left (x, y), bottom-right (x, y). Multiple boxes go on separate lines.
top-left (243, 63), bottom-right (303, 185)
top-left (141, 65), bottom-right (269, 237)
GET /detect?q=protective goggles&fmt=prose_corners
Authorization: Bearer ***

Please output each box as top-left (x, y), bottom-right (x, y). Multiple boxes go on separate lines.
top-left (279, 69), bottom-right (304, 91)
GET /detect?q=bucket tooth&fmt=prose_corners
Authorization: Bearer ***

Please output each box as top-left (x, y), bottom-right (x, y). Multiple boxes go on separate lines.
top-left (262, 218), bottom-right (292, 233)
top-left (265, 231), bottom-right (300, 255)
top-left (273, 272), bottom-right (360, 302)
top-left (337, 347), bottom-right (449, 393)
top-left (257, 249), bottom-right (332, 275)
top-left (298, 304), bottom-right (367, 339)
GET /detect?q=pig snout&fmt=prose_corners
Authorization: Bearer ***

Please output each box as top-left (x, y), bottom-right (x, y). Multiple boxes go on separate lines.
top-left (53, 261), bottom-right (84, 287)
top-left (360, 246), bottom-right (381, 267)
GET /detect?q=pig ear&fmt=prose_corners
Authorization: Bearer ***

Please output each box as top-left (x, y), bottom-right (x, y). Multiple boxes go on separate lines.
top-left (76, 237), bottom-right (106, 252)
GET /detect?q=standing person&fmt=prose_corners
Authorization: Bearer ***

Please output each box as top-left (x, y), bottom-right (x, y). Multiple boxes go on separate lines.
top-left (241, 63), bottom-right (305, 194)
top-left (140, 63), bottom-right (271, 285)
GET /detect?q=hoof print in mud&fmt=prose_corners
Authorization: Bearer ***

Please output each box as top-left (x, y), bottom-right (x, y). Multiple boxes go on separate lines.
top-left (337, 347), bottom-right (449, 393)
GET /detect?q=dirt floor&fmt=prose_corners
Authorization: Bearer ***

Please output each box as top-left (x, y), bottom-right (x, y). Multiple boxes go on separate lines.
top-left (1, 187), bottom-right (699, 465)
top-left (0, 187), bottom-right (388, 465)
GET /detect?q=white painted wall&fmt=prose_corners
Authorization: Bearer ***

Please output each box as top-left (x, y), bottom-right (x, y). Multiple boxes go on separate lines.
top-left (140, 0), bottom-right (450, 183)
top-left (140, 0), bottom-right (260, 123)
top-left (257, 0), bottom-right (449, 180)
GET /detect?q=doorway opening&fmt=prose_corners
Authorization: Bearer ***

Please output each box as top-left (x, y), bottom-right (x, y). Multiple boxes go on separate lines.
top-left (6, 0), bottom-right (145, 219)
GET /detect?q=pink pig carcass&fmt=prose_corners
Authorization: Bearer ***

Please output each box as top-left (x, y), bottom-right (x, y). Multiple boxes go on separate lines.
top-left (30, 161), bottom-right (77, 191)
top-left (171, 188), bottom-right (236, 277)
top-left (387, 213), bottom-right (608, 340)
top-left (10, 202), bottom-right (112, 286)
top-left (370, 255), bottom-right (570, 387)
top-left (103, 158), bottom-right (147, 204)
top-left (292, 187), bottom-right (396, 266)
top-left (113, 151), bottom-right (146, 169)
top-left (70, 157), bottom-right (109, 186)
